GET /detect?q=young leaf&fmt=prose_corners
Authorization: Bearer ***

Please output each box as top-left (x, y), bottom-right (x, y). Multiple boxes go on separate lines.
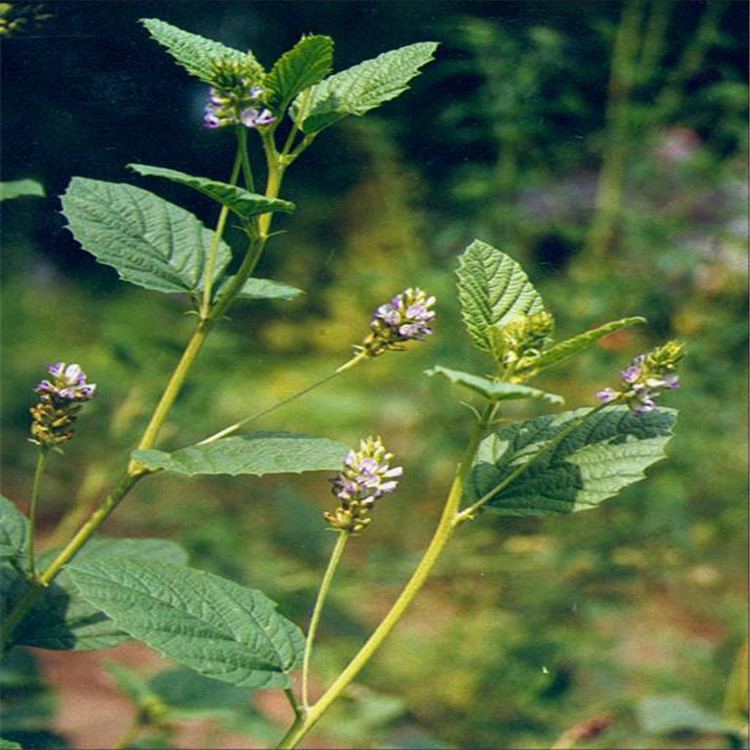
top-left (6, 538), bottom-right (189, 651)
top-left (456, 240), bottom-right (545, 354)
top-left (468, 406), bottom-right (677, 517)
top-left (265, 35), bottom-right (334, 111)
top-left (128, 164), bottom-right (295, 220)
top-left (425, 365), bottom-right (563, 404)
top-left (67, 559), bottom-right (305, 689)
top-left (0, 179), bottom-right (45, 201)
top-left (0, 739), bottom-right (22, 749)
top-left (0, 496), bottom-right (28, 561)
top-left (132, 431), bottom-right (349, 477)
top-left (216, 276), bottom-right (304, 302)
top-left (293, 41), bottom-right (438, 134)
top-left (531, 317), bottom-right (647, 372)
top-left (61, 177), bottom-right (231, 295)
top-left (141, 18), bottom-right (260, 84)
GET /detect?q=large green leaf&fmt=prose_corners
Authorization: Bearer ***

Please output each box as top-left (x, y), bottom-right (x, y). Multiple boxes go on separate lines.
top-left (0, 179), bottom-right (45, 201)
top-left (6, 538), bottom-right (188, 651)
top-left (467, 406), bottom-right (676, 516)
top-left (265, 35), bottom-right (334, 111)
top-left (141, 18), bottom-right (260, 83)
top-left (67, 559), bottom-right (305, 689)
top-left (128, 164), bottom-right (295, 220)
top-left (293, 42), bottom-right (438, 134)
top-left (61, 177), bottom-right (231, 295)
top-left (425, 365), bottom-right (563, 404)
top-left (0, 497), bottom-right (28, 561)
top-left (531, 317), bottom-right (646, 372)
top-left (456, 240), bottom-right (546, 354)
top-left (132, 431), bottom-right (348, 476)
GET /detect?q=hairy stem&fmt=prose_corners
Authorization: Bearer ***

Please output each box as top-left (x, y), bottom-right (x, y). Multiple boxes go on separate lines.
top-left (302, 531), bottom-right (351, 709)
top-left (277, 408), bottom-right (493, 748)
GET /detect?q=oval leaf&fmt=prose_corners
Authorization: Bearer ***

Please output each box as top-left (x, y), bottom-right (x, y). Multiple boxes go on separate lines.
top-left (456, 240), bottom-right (546, 354)
top-left (0, 179), bottom-right (45, 201)
top-left (141, 18), bottom-right (261, 83)
top-left (67, 559), bottom-right (305, 689)
top-left (468, 406), bottom-right (677, 516)
top-left (61, 177), bottom-right (231, 295)
top-left (294, 42), bottom-right (438, 134)
top-left (425, 365), bottom-right (563, 404)
top-left (132, 431), bottom-right (349, 476)
top-left (265, 35), bottom-right (334, 111)
top-left (128, 164), bottom-right (295, 219)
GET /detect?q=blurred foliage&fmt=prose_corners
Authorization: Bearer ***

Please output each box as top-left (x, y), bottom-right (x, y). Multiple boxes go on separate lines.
top-left (1, 2), bottom-right (747, 749)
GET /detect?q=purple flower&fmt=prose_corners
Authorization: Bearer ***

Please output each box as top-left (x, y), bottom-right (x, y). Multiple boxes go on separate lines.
top-left (31, 362), bottom-right (96, 445)
top-left (362, 288), bottom-right (437, 356)
top-left (325, 437), bottom-right (403, 533)
top-left (597, 348), bottom-right (682, 414)
top-left (240, 107), bottom-right (275, 128)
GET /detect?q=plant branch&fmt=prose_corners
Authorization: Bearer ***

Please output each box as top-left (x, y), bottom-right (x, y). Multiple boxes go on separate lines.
top-left (27, 446), bottom-right (49, 579)
top-left (302, 531), bottom-right (351, 709)
top-left (276, 406), bottom-right (494, 748)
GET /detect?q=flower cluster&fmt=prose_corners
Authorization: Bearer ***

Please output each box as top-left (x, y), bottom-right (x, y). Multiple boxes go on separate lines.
top-left (597, 341), bottom-right (684, 413)
top-left (490, 310), bottom-right (555, 377)
top-left (360, 288), bottom-right (436, 357)
top-left (325, 437), bottom-right (403, 534)
top-left (30, 362), bottom-right (96, 446)
top-left (203, 59), bottom-right (274, 130)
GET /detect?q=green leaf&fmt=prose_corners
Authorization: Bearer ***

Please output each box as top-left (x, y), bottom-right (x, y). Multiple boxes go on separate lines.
top-left (105, 662), bottom-right (157, 707)
top-left (265, 35), bottom-right (334, 111)
top-left (213, 275), bottom-right (304, 302)
top-left (293, 42), bottom-right (438, 134)
top-left (141, 18), bottom-right (260, 84)
top-left (132, 431), bottom-right (349, 477)
top-left (425, 365), bottom-right (563, 404)
top-left (0, 738), bottom-right (23, 749)
top-left (7, 538), bottom-right (189, 651)
top-left (456, 240), bottom-right (546, 354)
top-left (233, 277), bottom-right (304, 301)
top-left (0, 496), bottom-right (28, 561)
top-left (532, 317), bottom-right (647, 372)
top-left (67, 559), bottom-right (305, 689)
top-left (468, 406), bottom-right (676, 517)
top-left (128, 164), bottom-right (295, 220)
top-left (61, 177), bottom-right (231, 295)
top-left (0, 179), bottom-right (45, 201)
top-left (636, 695), bottom-right (736, 736)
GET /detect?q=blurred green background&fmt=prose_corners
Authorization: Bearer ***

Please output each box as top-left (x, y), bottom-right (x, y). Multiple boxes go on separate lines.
top-left (1, 2), bottom-right (747, 748)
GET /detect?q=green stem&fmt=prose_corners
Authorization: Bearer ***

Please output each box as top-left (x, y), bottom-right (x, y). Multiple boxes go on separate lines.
top-left (197, 351), bottom-right (369, 446)
top-left (284, 688), bottom-right (305, 721)
top-left (276, 408), bottom-right (493, 749)
top-left (200, 145), bottom-right (243, 319)
top-left (302, 531), bottom-right (351, 709)
top-left (237, 126), bottom-right (255, 193)
top-left (27, 446), bottom-right (49, 579)
top-left (129, 323), bottom-right (211, 464)
top-left (454, 400), bottom-right (612, 524)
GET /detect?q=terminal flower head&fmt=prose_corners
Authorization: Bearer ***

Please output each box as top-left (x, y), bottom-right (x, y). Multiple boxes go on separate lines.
top-left (325, 437), bottom-right (403, 534)
top-left (31, 362), bottom-right (96, 445)
top-left (596, 341), bottom-right (684, 413)
top-left (202, 60), bottom-right (273, 131)
top-left (360, 288), bottom-right (436, 357)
